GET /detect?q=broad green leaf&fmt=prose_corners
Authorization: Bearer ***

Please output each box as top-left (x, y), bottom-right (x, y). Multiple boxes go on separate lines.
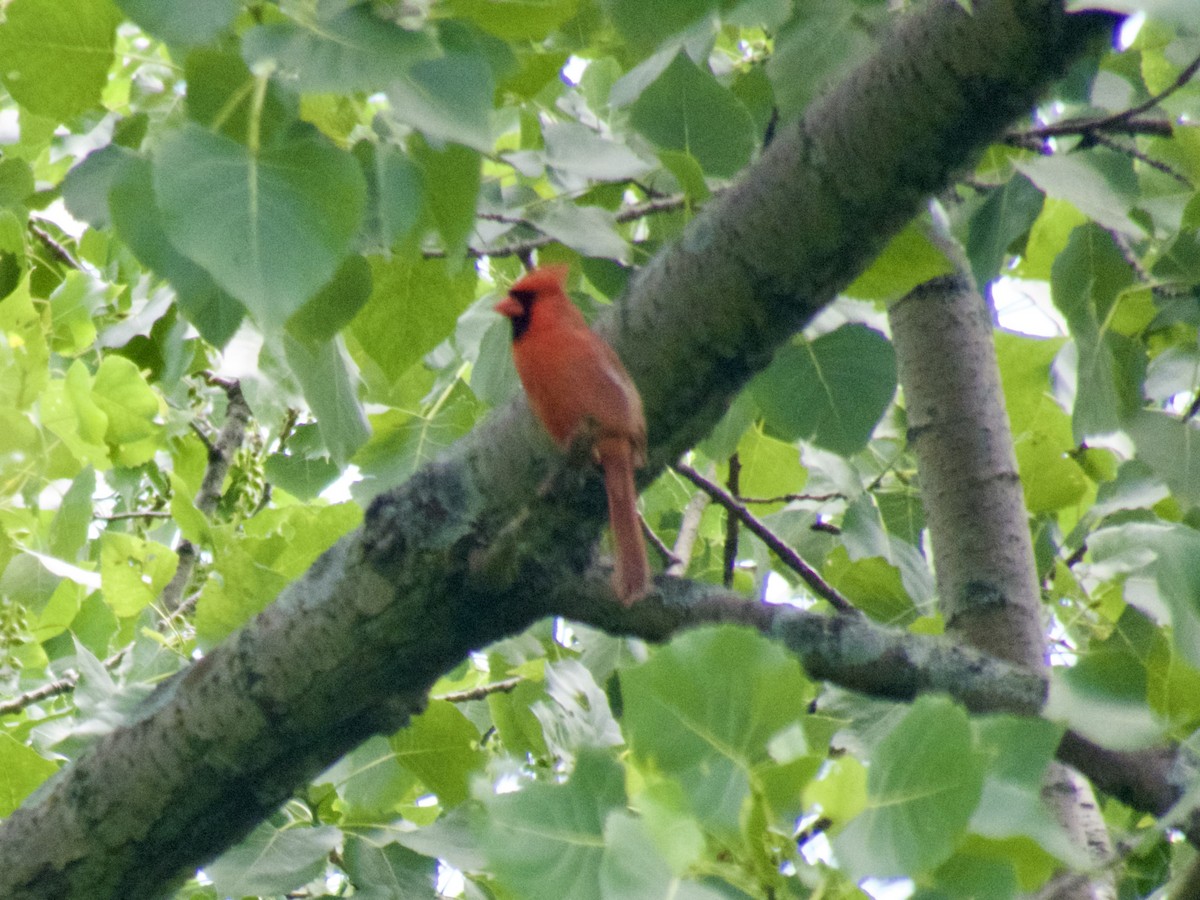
top-left (351, 256), bottom-right (478, 384)
top-left (352, 386), bottom-right (482, 498)
top-left (1017, 149), bottom-right (1144, 237)
top-left (0, 0), bottom-right (122, 122)
top-left (1089, 521), bottom-right (1200, 673)
top-left (752, 325), bottom-right (897, 455)
top-left (767, 1), bottom-right (879, 120)
top-left (62, 145), bottom-right (136, 230)
top-left (621, 626), bottom-right (812, 835)
top-left (92, 355), bottom-right (165, 466)
top-left (283, 335), bottom-right (370, 467)
top-left (168, 472), bottom-right (211, 546)
top-left (529, 203), bottom-right (629, 261)
top-left (391, 700), bottom-right (485, 808)
top-left (823, 547), bottom-right (915, 623)
top-left (540, 121), bottom-right (655, 182)
top-left (40, 363), bottom-right (111, 470)
top-left (354, 142), bottom-right (426, 254)
top-left (1050, 224), bottom-right (1139, 440)
top-left (630, 53), bottom-right (756, 178)
top-left (154, 122), bottom-right (367, 328)
top-left (263, 453), bottom-right (342, 502)
top-left (484, 748), bottom-right (624, 900)
top-left (834, 696), bottom-right (985, 879)
top-left (969, 717), bottom-right (1088, 867)
top-left (1014, 198), bottom-right (1089, 280)
top-left (287, 254), bottom-right (374, 345)
top-left (388, 54), bottom-right (495, 153)
top-left (99, 532), bottom-right (178, 618)
top-left (410, 138), bottom-right (481, 264)
top-left (1127, 410), bottom-right (1200, 508)
top-left (448, 0), bottom-right (581, 40)
top-left (204, 822), bottom-right (342, 898)
top-left (109, 156), bottom-right (244, 347)
top-left (844, 223), bottom-right (953, 303)
top-left (0, 732), bottom-right (58, 816)
top-left (966, 174), bottom-right (1045, 287)
top-left (194, 537), bottom-right (290, 649)
top-left (48, 272), bottom-right (104, 357)
top-left (0, 157), bottom-right (35, 208)
top-left (0, 277), bottom-right (49, 409)
top-left (322, 736), bottom-right (417, 819)
top-left (607, 0), bottom-right (716, 53)
top-left (48, 468), bottom-right (96, 561)
top-left (243, 7), bottom-right (436, 93)
top-left (341, 834), bottom-right (438, 896)
top-left (734, 425), bottom-right (806, 507)
top-left (600, 811), bottom-right (729, 900)
top-left (115, 0), bottom-right (236, 46)
top-left (184, 48), bottom-right (297, 145)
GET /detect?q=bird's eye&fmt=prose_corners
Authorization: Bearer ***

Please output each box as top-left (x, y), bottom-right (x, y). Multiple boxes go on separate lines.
top-left (509, 289), bottom-right (535, 304)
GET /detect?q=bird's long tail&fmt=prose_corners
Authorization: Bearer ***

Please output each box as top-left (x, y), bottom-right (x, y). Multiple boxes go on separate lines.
top-left (598, 438), bottom-right (650, 605)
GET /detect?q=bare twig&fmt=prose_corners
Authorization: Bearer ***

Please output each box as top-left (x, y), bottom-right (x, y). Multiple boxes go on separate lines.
top-left (161, 379), bottom-right (252, 617)
top-left (95, 510), bottom-right (173, 522)
top-left (0, 646), bottom-right (130, 717)
top-left (722, 454), bottom-right (741, 588)
top-left (666, 483), bottom-right (712, 577)
top-left (673, 462), bottom-right (859, 615)
top-left (641, 517), bottom-right (677, 567)
top-left (434, 677), bottom-right (523, 704)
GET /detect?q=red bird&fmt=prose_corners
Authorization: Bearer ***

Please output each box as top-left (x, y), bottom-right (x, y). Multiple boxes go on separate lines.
top-left (495, 264), bottom-right (651, 604)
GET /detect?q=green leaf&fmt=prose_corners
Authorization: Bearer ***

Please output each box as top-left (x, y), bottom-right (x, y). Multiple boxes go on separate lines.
top-left (1017, 149), bottom-right (1144, 237)
top-left (263, 453), bottom-right (342, 501)
top-left (1088, 521), bottom-right (1200, 673)
top-left (391, 700), bottom-right (485, 808)
top-left (965, 173), bottom-right (1044, 287)
top-left (600, 811), bottom-right (729, 900)
top-left (351, 256), bottom-right (478, 384)
top-left (539, 121), bottom-right (655, 182)
top-left (388, 54), bottom-right (495, 152)
top-left (834, 696), bottom-right (985, 879)
top-left (283, 334), bottom-right (370, 467)
top-left (607, 0), bottom-right (716, 53)
top-left (49, 468), bottom-right (96, 561)
top-left (100, 532), bottom-right (178, 618)
top-left (168, 472), bottom-right (211, 546)
top-left (630, 53), bottom-right (756, 178)
top-left (286, 254), bottom-right (374, 345)
top-left (184, 48), bottom-right (297, 145)
top-left (529, 203), bottom-right (629, 261)
top-left (1051, 224), bottom-right (1139, 440)
top-left (153, 122), bottom-right (367, 328)
top-left (484, 748), bottom-right (624, 900)
top-left (409, 137), bottom-right (481, 264)
top-left (844, 222), bottom-right (954, 303)
top-left (355, 142), bottom-right (427, 254)
top-left (243, 6), bottom-right (437, 93)
top-left (109, 155), bottom-right (244, 347)
top-left (621, 626), bottom-right (812, 835)
top-left (0, 732), bottom-right (59, 817)
top-left (204, 822), bottom-right (342, 898)
top-left (1127, 410), bottom-right (1200, 508)
top-left (115, 0), bottom-right (236, 46)
top-left (0, 277), bottom-right (49, 409)
top-left (342, 834), bottom-right (438, 897)
top-left (323, 736), bottom-right (417, 819)
top-left (767, 1), bottom-right (879, 120)
top-left (752, 324), bottom-right (897, 455)
top-left (62, 145), bottom-right (136, 230)
top-left (0, 0), bottom-right (122, 122)
top-left (0, 157), bottom-right (35, 208)
top-left (92, 355), bottom-right (165, 466)
top-left (449, 0), bottom-right (582, 40)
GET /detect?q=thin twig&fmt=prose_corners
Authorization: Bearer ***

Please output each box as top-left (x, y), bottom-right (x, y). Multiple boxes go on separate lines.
top-left (641, 517), bottom-right (678, 567)
top-left (95, 510), bottom-right (173, 522)
top-left (722, 454), bottom-right (741, 588)
top-left (434, 677), bottom-right (523, 704)
top-left (740, 491), bottom-right (846, 505)
top-left (162, 379), bottom-right (252, 618)
top-left (666, 483), bottom-right (712, 577)
top-left (673, 462), bottom-right (859, 616)
top-left (0, 646), bottom-right (130, 716)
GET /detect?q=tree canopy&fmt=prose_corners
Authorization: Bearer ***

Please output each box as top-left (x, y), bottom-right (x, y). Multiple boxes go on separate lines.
top-left (2, 0), bottom-right (1200, 898)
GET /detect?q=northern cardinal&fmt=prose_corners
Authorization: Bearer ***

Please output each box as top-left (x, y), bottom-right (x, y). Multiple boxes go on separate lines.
top-left (495, 264), bottom-right (651, 604)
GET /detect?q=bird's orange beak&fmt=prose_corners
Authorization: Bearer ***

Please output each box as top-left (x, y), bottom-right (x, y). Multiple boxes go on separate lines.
top-left (494, 295), bottom-right (523, 318)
